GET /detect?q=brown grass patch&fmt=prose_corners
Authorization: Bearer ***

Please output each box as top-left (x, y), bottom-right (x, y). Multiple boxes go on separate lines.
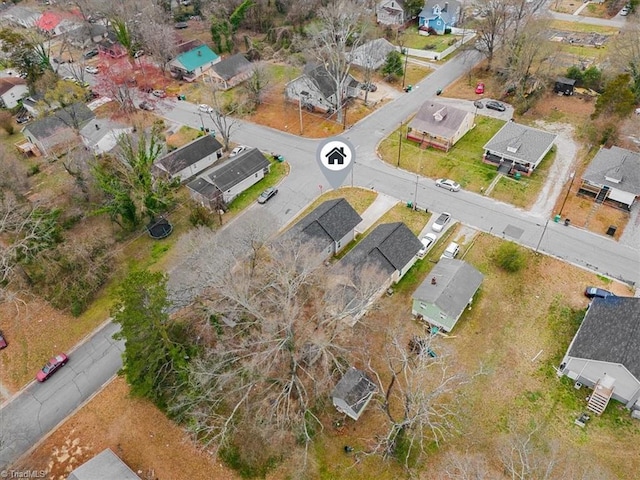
top-left (166, 125), bottom-right (202, 149)
top-left (372, 203), bottom-right (431, 236)
top-left (14, 377), bottom-right (239, 480)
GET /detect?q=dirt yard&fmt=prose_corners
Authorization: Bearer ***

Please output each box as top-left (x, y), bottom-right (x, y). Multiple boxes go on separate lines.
top-left (13, 377), bottom-right (239, 480)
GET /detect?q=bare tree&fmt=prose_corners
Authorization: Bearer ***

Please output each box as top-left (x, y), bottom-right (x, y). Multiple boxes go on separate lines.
top-left (443, 449), bottom-right (490, 479)
top-left (367, 333), bottom-right (466, 468)
top-left (138, 21), bottom-right (179, 72)
top-left (610, 23), bottom-right (640, 98)
top-left (307, 0), bottom-right (365, 122)
top-left (472, 0), bottom-right (510, 71)
top-left (243, 62), bottom-right (271, 108)
top-left (203, 90), bottom-right (239, 151)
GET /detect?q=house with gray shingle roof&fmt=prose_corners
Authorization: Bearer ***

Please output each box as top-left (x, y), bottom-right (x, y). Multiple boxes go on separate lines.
top-left (2, 6), bottom-right (41, 28)
top-left (22, 103), bottom-right (95, 156)
top-left (349, 38), bottom-right (396, 70)
top-left (209, 54), bottom-right (254, 90)
top-left (285, 64), bottom-right (360, 113)
top-left (578, 146), bottom-right (640, 210)
top-left (79, 118), bottom-right (133, 155)
top-left (412, 259), bottom-right (483, 332)
top-left (418, 0), bottom-right (461, 34)
top-left (153, 134), bottom-right (223, 182)
top-left (483, 122), bottom-right (557, 176)
top-left (407, 100), bottom-right (475, 152)
top-left (339, 222), bottom-right (422, 284)
top-left (285, 198), bottom-right (362, 259)
top-left (376, 0), bottom-right (409, 26)
top-left (193, 148), bottom-right (270, 203)
top-left (185, 177), bottom-right (224, 210)
top-left (332, 367), bottom-right (377, 421)
top-left (560, 297), bottom-right (640, 410)
top-left (68, 448), bottom-right (141, 480)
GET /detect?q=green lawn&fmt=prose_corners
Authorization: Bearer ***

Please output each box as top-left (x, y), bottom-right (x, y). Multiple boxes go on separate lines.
top-left (401, 26), bottom-right (456, 52)
top-left (371, 203), bottom-right (431, 236)
top-left (227, 157), bottom-right (290, 213)
top-left (379, 115), bottom-right (505, 193)
top-left (549, 20), bottom-right (620, 34)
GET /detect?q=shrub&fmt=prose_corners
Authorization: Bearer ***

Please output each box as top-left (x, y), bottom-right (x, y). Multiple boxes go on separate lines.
top-left (188, 203), bottom-right (215, 227)
top-left (0, 111), bottom-right (15, 135)
top-left (493, 241), bottom-right (527, 273)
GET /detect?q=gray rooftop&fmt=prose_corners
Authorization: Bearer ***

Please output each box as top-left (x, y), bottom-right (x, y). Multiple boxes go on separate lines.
top-left (419, 0), bottom-right (461, 23)
top-left (67, 449), bottom-right (141, 480)
top-left (206, 148), bottom-right (270, 192)
top-left (409, 101), bottom-right (472, 139)
top-left (332, 367), bottom-right (377, 417)
top-left (289, 198), bottom-right (362, 247)
top-left (340, 222), bottom-right (422, 276)
top-left (568, 297), bottom-right (640, 380)
top-left (483, 122), bottom-right (557, 166)
top-left (79, 118), bottom-right (130, 147)
top-left (24, 103), bottom-right (94, 140)
top-left (413, 259), bottom-right (483, 329)
top-left (302, 64), bottom-right (357, 100)
top-left (349, 38), bottom-right (396, 70)
top-left (186, 177), bottom-right (223, 201)
top-left (211, 53), bottom-right (253, 81)
top-left (156, 134), bottom-right (223, 175)
top-left (582, 146), bottom-right (640, 195)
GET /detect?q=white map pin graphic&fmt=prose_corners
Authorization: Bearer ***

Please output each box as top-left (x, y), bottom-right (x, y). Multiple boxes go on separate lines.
top-left (316, 137), bottom-right (355, 190)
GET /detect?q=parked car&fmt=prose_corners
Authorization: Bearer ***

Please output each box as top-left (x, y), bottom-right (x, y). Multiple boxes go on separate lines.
top-left (0, 330), bottom-right (7, 349)
top-left (62, 75), bottom-right (76, 82)
top-left (152, 89), bottom-right (167, 98)
top-left (435, 178), bottom-right (461, 192)
top-left (83, 49), bottom-right (99, 59)
top-left (198, 104), bottom-right (214, 113)
top-left (440, 241), bottom-right (460, 260)
top-left (230, 145), bottom-right (248, 157)
top-left (473, 100), bottom-right (484, 109)
top-left (36, 353), bottom-right (68, 382)
top-left (475, 82), bottom-right (485, 94)
top-left (485, 100), bottom-right (506, 112)
top-left (584, 287), bottom-right (616, 299)
top-left (174, 22), bottom-right (188, 29)
top-left (133, 50), bottom-right (145, 59)
top-left (16, 114), bottom-right (32, 124)
top-left (432, 212), bottom-right (451, 232)
top-left (417, 233), bottom-right (437, 259)
top-left (139, 101), bottom-right (155, 111)
top-left (620, 5), bottom-right (630, 15)
top-left (360, 82), bottom-right (377, 92)
top-left (257, 187), bottom-right (278, 204)
top-left (85, 66), bottom-right (99, 74)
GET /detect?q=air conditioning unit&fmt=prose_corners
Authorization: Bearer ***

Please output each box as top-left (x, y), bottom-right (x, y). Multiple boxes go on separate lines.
top-left (574, 382), bottom-right (583, 390)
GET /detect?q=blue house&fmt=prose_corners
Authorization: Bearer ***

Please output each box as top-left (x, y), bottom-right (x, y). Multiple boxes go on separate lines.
top-left (170, 44), bottom-right (220, 82)
top-left (418, 0), bottom-right (461, 35)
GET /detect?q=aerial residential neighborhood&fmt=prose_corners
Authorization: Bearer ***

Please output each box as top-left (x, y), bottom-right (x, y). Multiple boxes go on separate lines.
top-left (0, 0), bottom-right (639, 478)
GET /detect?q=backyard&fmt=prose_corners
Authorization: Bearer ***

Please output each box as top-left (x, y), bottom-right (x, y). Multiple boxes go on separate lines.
top-left (400, 26), bottom-right (458, 52)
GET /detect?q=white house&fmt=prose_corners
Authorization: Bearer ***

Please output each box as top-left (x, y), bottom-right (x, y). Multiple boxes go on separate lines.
top-left (79, 118), bottom-right (133, 155)
top-left (560, 297), bottom-right (640, 413)
top-left (376, 0), bottom-right (409, 26)
top-left (0, 77), bottom-right (28, 109)
top-left (153, 134), bottom-right (223, 182)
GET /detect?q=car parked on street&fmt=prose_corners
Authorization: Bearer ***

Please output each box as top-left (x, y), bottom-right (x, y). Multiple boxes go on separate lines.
top-left (473, 100), bottom-right (484, 109)
top-left (85, 66), bottom-right (99, 74)
top-left (435, 178), bottom-right (460, 192)
top-left (584, 287), bottom-right (616, 299)
top-left (152, 89), bottom-right (167, 98)
top-left (432, 212), bottom-right (451, 232)
top-left (0, 330), bottom-right (7, 349)
top-left (257, 187), bottom-right (278, 204)
top-left (198, 104), bottom-right (214, 113)
top-left (139, 101), bottom-right (155, 111)
top-left (83, 49), bottom-right (99, 59)
top-left (486, 100), bottom-right (506, 112)
top-left (417, 233), bottom-right (437, 258)
top-left (36, 353), bottom-right (68, 382)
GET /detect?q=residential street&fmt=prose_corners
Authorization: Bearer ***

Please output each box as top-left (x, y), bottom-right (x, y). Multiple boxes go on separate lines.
top-left (2, 16), bottom-right (639, 469)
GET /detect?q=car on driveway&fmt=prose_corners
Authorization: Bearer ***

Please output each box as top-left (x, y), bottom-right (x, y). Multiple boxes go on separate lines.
top-left (360, 82), bottom-right (377, 92)
top-left (139, 101), bottom-right (155, 111)
top-left (475, 82), bottom-right (485, 94)
top-left (620, 5), bottom-right (630, 15)
top-left (417, 233), bottom-right (437, 258)
top-left (174, 22), bottom-right (188, 29)
top-left (85, 66), bottom-right (99, 74)
top-left (257, 187), bottom-right (278, 204)
top-left (198, 104), bottom-right (214, 113)
top-left (0, 330), bottom-right (7, 349)
top-left (584, 287), bottom-right (616, 299)
top-left (36, 353), bottom-right (68, 382)
top-left (230, 145), bottom-right (248, 156)
top-left (152, 89), bottom-right (167, 98)
top-left (485, 100), bottom-right (506, 112)
top-left (83, 49), bottom-right (99, 59)
top-left (432, 212), bottom-right (451, 232)
top-left (435, 178), bottom-right (460, 192)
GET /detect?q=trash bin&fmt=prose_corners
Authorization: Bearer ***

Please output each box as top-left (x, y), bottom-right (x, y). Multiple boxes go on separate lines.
top-left (405, 85), bottom-right (413, 92)
top-left (564, 218), bottom-right (570, 226)
top-left (514, 172), bottom-right (521, 180)
top-left (407, 201), bottom-right (413, 208)
top-left (606, 225), bottom-right (617, 236)
top-left (179, 94), bottom-right (186, 100)
top-left (554, 214), bottom-right (561, 223)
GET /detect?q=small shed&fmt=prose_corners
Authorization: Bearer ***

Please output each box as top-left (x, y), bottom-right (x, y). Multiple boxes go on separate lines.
top-left (332, 367), bottom-right (377, 421)
top-left (554, 77), bottom-right (576, 96)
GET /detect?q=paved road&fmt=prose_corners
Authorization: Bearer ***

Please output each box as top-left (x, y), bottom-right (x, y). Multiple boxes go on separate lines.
top-left (549, 9), bottom-right (630, 27)
top-left (0, 322), bottom-right (123, 467)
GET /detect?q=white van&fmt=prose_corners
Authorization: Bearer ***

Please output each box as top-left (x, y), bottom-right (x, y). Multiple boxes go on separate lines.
top-left (440, 241), bottom-right (460, 260)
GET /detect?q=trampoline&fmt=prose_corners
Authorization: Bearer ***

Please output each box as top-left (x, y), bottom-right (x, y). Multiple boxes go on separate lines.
top-left (147, 218), bottom-right (173, 239)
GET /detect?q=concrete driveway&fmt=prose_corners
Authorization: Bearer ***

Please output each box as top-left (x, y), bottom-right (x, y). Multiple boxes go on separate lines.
top-left (425, 96), bottom-right (514, 121)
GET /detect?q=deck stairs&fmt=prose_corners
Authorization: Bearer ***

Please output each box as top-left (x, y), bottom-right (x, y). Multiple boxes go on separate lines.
top-left (587, 374), bottom-right (615, 415)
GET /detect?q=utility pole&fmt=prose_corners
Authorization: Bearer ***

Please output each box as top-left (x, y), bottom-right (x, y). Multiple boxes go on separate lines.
top-left (397, 122), bottom-right (403, 167)
top-left (559, 171), bottom-right (576, 218)
top-left (535, 219), bottom-right (550, 254)
top-left (401, 47), bottom-right (409, 90)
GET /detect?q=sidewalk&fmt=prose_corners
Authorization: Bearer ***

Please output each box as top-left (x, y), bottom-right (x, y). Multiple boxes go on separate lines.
top-left (355, 192), bottom-right (399, 233)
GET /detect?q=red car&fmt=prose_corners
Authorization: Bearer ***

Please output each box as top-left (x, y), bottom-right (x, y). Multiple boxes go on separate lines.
top-left (0, 330), bottom-right (7, 349)
top-left (36, 353), bottom-right (68, 382)
top-left (475, 82), bottom-right (485, 94)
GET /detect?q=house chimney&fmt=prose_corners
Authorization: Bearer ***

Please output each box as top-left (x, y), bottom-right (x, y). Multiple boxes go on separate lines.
top-left (444, 2), bottom-right (449, 11)
top-left (95, 123), bottom-right (100, 130)
top-left (198, 49), bottom-right (202, 56)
